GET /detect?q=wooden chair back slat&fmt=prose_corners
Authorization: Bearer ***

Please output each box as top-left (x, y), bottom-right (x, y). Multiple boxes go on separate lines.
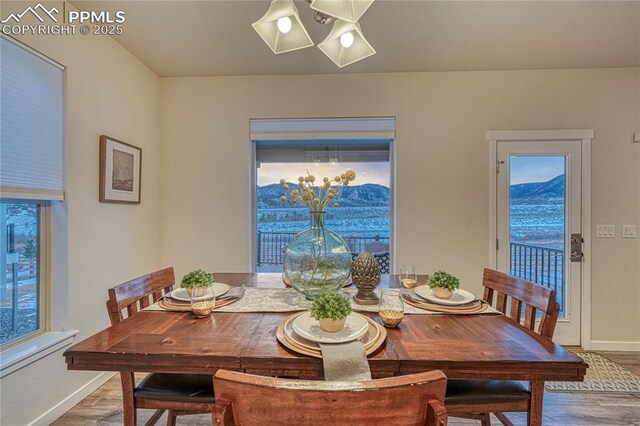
top-left (127, 304), bottom-right (138, 318)
top-left (523, 304), bottom-right (536, 331)
top-left (510, 299), bottom-right (522, 323)
top-left (139, 297), bottom-right (150, 309)
top-left (212, 370), bottom-right (448, 426)
top-left (107, 267), bottom-right (176, 325)
top-left (496, 292), bottom-right (508, 313)
top-left (152, 290), bottom-right (163, 301)
top-left (482, 287), bottom-right (493, 305)
top-left (482, 268), bottom-right (559, 340)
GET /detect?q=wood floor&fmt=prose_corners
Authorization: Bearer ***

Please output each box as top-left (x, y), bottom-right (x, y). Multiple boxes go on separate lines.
top-left (53, 351), bottom-right (640, 426)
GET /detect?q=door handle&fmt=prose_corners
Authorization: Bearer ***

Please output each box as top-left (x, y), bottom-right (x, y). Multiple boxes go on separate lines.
top-left (570, 233), bottom-right (583, 262)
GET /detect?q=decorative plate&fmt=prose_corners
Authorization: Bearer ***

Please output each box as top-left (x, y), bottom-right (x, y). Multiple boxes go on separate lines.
top-left (170, 283), bottom-right (230, 302)
top-left (276, 314), bottom-right (387, 359)
top-left (413, 286), bottom-right (476, 306)
top-left (292, 312), bottom-right (369, 344)
top-left (284, 312), bottom-right (380, 351)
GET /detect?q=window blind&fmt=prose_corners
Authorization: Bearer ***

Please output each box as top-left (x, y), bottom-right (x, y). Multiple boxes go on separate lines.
top-left (250, 117), bottom-right (395, 141)
top-left (1, 36), bottom-right (64, 200)
top-left (255, 139), bottom-right (390, 163)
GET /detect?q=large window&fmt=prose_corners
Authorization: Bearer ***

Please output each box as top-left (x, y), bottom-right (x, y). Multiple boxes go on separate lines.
top-left (251, 118), bottom-right (395, 274)
top-left (0, 36), bottom-right (63, 346)
top-left (0, 201), bottom-right (46, 344)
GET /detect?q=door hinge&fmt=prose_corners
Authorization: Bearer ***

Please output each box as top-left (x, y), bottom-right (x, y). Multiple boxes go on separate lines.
top-left (496, 239), bottom-right (499, 251)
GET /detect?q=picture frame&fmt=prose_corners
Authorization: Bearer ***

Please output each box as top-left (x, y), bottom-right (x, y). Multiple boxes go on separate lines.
top-left (99, 135), bottom-right (142, 204)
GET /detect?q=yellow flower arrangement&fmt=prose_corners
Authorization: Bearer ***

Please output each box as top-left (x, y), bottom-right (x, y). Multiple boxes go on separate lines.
top-left (279, 169), bottom-right (356, 212)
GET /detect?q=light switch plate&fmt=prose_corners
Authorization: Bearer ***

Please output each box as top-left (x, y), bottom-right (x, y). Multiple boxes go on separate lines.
top-left (596, 225), bottom-right (615, 238)
top-left (622, 225), bottom-right (637, 238)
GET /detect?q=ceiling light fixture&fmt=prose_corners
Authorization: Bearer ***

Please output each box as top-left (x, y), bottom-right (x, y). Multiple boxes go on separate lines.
top-left (309, 0), bottom-right (374, 24)
top-left (318, 20), bottom-right (375, 68)
top-left (252, 0), bottom-right (314, 54)
top-left (252, 0), bottom-right (375, 67)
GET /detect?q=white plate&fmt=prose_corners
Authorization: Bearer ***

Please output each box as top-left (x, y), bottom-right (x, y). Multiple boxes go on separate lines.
top-left (170, 283), bottom-right (230, 302)
top-left (413, 286), bottom-right (476, 306)
top-left (292, 312), bottom-right (369, 344)
top-left (284, 313), bottom-right (380, 351)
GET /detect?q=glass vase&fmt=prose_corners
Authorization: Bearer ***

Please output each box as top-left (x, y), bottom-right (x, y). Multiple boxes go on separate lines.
top-left (283, 211), bottom-right (352, 300)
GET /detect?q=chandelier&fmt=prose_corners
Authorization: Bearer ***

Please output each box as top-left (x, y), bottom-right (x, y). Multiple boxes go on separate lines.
top-left (252, 0), bottom-right (376, 68)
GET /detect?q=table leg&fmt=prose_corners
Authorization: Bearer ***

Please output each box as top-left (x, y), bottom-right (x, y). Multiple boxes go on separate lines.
top-left (120, 371), bottom-right (136, 426)
top-left (528, 380), bottom-right (544, 426)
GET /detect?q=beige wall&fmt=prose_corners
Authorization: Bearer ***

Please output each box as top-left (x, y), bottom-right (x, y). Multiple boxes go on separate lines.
top-left (0, 4), bottom-right (161, 425)
top-left (160, 68), bottom-right (640, 345)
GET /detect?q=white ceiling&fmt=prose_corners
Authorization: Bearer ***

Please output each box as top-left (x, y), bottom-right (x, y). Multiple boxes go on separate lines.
top-left (73, 1), bottom-right (640, 77)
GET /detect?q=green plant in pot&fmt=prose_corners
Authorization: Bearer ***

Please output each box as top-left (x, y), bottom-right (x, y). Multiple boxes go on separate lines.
top-left (310, 292), bottom-right (352, 332)
top-left (181, 269), bottom-right (214, 297)
top-left (427, 271), bottom-right (460, 299)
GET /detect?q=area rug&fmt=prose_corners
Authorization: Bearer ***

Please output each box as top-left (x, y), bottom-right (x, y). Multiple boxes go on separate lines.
top-left (545, 352), bottom-right (640, 394)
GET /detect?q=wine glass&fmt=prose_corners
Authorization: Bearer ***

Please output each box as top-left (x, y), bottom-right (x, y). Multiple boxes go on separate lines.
top-left (190, 284), bottom-right (216, 318)
top-left (399, 264), bottom-right (417, 288)
top-left (378, 291), bottom-right (404, 328)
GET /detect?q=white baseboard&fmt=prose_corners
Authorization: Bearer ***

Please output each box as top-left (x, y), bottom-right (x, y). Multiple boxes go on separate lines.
top-left (28, 371), bottom-right (117, 426)
top-left (589, 340), bottom-right (640, 352)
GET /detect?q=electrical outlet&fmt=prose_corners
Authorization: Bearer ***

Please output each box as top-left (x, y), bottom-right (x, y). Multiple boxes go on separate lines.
top-left (622, 225), bottom-right (637, 238)
top-left (596, 225), bottom-right (615, 238)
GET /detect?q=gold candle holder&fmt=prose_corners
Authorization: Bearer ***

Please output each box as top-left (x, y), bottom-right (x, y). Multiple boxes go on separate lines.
top-left (191, 300), bottom-right (214, 318)
top-left (190, 285), bottom-right (216, 318)
top-left (378, 291), bottom-right (404, 328)
top-left (379, 309), bottom-right (404, 327)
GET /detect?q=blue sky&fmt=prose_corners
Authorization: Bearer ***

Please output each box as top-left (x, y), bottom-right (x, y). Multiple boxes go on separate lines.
top-left (257, 156), bottom-right (564, 186)
top-left (257, 162), bottom-right (390, 186)
top-left (510, 156), bottom-right (565, 185)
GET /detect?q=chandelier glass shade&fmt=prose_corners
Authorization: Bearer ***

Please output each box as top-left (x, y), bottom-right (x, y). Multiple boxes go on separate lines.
top-left (309, 0), bottom-right (374, 24)
top-left (318, 20), bottom-right (375, 68)
top-left (252, 0), bottom-right (314, 54)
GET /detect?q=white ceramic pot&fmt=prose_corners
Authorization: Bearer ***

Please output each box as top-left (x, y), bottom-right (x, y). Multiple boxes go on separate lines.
top-left (432, 287), bottom-right (453, 299)
top-left (319, 317), bottom-right (347, 333)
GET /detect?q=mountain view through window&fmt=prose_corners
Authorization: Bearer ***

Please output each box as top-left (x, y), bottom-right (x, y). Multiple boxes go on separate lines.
top-left (256, 160), bottom-right (390, 272)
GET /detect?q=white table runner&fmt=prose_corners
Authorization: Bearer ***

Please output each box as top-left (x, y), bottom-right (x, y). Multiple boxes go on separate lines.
top-left (145, 287), bottom-right (499, 315)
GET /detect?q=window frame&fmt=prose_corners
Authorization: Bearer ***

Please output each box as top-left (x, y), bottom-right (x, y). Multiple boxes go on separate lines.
top-left (0, 198), bottom-right (50, 349)
top-left (249, 138), bottom-right (396, 274)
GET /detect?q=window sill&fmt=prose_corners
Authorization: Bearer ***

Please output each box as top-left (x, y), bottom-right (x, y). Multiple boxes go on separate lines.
top-left (0, 330), bottom-right (78, 378)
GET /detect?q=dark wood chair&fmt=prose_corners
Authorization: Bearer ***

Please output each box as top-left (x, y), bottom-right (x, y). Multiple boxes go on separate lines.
top-left (445, 268), bottom-right (560, 426)
top-left (106, 267), bottom-right (215, 426)
top-left (212, 369), bottom-right (449, 426)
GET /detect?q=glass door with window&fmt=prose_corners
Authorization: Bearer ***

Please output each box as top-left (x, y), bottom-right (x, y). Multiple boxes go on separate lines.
top-left (496, 141), bottom-right (582, 345)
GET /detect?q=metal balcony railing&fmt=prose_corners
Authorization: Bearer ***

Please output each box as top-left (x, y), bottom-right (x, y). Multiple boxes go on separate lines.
top-left (510, 242), bottom-right (565, 312)
top-left (256, 231), bottom-right (389, 267)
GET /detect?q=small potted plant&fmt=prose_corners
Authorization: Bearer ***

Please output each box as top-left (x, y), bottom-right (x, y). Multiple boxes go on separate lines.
top-left (181, 269), bottom-right (214, 297)
top-left (427, 271), bottom-right (460, 299)
top-left (310, 292), bottom-right (352, 332)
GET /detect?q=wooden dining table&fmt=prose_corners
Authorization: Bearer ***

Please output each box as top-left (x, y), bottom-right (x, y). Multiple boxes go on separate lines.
top-left (64, 273), bottom-right (587, 426)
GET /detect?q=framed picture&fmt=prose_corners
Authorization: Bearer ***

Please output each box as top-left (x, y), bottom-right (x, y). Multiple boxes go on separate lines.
top-left (99, 135), bottom-right (141, 204)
